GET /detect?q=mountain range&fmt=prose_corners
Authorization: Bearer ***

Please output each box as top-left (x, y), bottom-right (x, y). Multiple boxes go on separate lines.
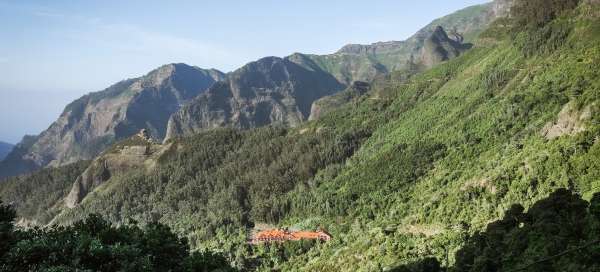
top-left (0, 1), bottom-right (510, 179)
top-left (2, 0), bottom-right (600, 270)
top-left (0, 65), bottom-right (224, 178)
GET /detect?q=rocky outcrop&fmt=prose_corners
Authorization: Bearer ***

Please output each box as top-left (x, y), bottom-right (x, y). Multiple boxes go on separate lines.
top-left (541, 103), bottom-right (595, 140)
top-left (165, 56), bottom-right (345, 140)
top-left (0, 64), bottom-right (224, 179)
top-left (420, 26), bottom-right (472, 68)
top-left (65, 132), bottom-right (169, 208)
top-left (491, 0), bottom-right (513, 18)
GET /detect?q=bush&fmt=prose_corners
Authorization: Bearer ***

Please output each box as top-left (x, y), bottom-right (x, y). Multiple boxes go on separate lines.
top-left (0, 205), bottom-right (236, 272)
top-left (511, 0), bottom-right (581, 27)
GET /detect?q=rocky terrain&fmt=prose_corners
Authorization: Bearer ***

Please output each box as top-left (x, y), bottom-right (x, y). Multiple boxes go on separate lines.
top-left (64, 129), bottom-right (169, 209)
top-left (0, 0), bottom-right (511, 179)
top-left (301, 0), bottom-right (512, 85)
top-left (164, 55), bottom-right (345, 140)
top-left (165, 26), bottom-right (474, 140)
top-left (0, 64), bottom-right (224, 178)
top-left (4, 0), bottom-right (600, 271)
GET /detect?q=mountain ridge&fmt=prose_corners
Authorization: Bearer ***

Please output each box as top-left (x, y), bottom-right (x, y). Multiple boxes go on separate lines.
top-left (164, 55), bottom-right (346, 140)
top-left (0, 0), bottom-right (510, 179)
top-left (0, 64), bottom-right (224, 178)
top-left (2, 0), bottom-right (600, 271)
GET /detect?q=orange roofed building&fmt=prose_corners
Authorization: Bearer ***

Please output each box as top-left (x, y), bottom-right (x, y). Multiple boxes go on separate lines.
top-left (249, 229), bottom-right (332, 244)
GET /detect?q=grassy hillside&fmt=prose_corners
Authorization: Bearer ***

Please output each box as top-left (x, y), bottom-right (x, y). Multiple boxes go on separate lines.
top-left (1, 1), bottom-right (599, 271)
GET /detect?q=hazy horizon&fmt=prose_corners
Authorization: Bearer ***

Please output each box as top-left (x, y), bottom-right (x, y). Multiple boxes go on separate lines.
top-left (0, 0), bottom-right (489, 144)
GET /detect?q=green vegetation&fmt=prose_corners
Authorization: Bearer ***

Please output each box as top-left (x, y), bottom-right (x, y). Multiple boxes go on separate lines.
top-left (512, 0), bottom-right (581, 27)
top-left (0, 161), bottom-right (90, 224)
top-left (1, 0), bottom-right (599, 271)
top-left (0, 201), bottom-right (234, 271)
top-left (452, 189), bottom-right (600, 271)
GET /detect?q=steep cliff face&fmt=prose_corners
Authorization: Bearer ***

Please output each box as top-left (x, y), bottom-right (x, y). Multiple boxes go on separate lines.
top-left (0, 0), bottom-right (513, 179)
top-left (0, 64), bottom-right (224, 178)
top-left (420, 26), bottom-right (472, 68)
top-left (165, 56), bottom-right (345, 140)
top-left (163, 2), bottom-right (507, 141)
top-left (64, 131), bottom-right (169, 208)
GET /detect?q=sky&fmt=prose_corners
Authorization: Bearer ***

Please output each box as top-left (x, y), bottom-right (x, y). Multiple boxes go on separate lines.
top-left (0, 0), bottom-right (489, 144)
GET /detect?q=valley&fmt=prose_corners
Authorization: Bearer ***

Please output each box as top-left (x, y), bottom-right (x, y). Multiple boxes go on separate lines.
top-left (1, 0), bottom-right (599, 271)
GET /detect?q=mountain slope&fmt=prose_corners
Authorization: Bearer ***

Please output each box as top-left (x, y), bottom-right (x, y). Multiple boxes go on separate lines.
top-left (9, 1), bottom-right (594, 270)
top-left (3, 0), bottom-right (599, 271)
top-left (165, 26), bottom-right (473, 140)
top-left (164, 56), bottom-right (345, 140)
top-left (0, 64), bottom-right (224, 178)
top-left (301, 0), bottom-right (511, 85)
top-left (0, 141), bottom-right (13, 161)
top-left (0, 1), bottom-right (496, 178)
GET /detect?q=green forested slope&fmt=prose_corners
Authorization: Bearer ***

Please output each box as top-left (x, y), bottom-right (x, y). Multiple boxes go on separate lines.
top-left (0, 161), bottom-right (90, 225)
top-left (277, 2), bottom-right (600, 270)
top-left (1, 1), bottom-right (599, 271)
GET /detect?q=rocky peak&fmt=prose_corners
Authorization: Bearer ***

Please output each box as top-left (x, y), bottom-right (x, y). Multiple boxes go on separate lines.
top-left (151, 63), bottom-right (178, 80)
top-left (136, 129), bottom-right (152, 142)
top-left (0, 64), bottom-right (224, 179)
top-left (420, 26), bottom-right (471, 68)
top-left (164, 56), bottom-right (345, 140)
top-left (430, 26), bottom-right (452, 42)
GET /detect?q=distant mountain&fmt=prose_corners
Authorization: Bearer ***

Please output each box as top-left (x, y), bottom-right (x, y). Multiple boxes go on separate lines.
top-left (299, 0), bottom-right (512, 85)
top-left (165, 26), bottom-right (472, 140)
top-left (0, 141), bottom-right (13, 161)
top-left (0, 0), bottom-right (510, 178)
top-left (165, 55), bottom-right (345, 140)
top-left (0, 64), bottom-right (224, 178)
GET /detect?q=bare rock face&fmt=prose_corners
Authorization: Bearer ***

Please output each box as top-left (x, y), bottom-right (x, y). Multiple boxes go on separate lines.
top-left (541, 103), bottom-right (595, 140)
top-left (492, 0), bottom-right (514, 18)
top-left (0, 1), bottom-right (511, 180)
top-left (165, 56), bottom-right (345, 140)
top-left (0, 64), bottom-right (224, 179)
top-left (64, 133), bottom-right (169, 208)
top-left (420, 26), bottom-right (472, 68)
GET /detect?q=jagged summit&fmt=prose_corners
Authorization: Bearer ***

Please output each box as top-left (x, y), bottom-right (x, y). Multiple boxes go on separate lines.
top-left (164, 56), bottom-right (345, 140)
top-left (0, 0), bottom-right (511, 179)
top-left (0, 64), bottom-right (225, 178)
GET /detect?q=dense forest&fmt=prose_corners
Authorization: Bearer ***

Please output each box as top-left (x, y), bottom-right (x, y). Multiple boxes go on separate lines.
top-left (1, 0), bottom-right (600, 271)
top-left (0, 201), bottom-right (235, 271)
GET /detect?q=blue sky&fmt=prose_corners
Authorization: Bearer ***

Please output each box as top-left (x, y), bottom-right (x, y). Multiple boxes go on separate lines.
top-left (0, 0), bottom-right (489, 144)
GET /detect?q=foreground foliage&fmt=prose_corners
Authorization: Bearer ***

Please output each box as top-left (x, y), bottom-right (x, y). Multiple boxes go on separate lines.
top-left (0, 201), bottom-right (234, 272)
